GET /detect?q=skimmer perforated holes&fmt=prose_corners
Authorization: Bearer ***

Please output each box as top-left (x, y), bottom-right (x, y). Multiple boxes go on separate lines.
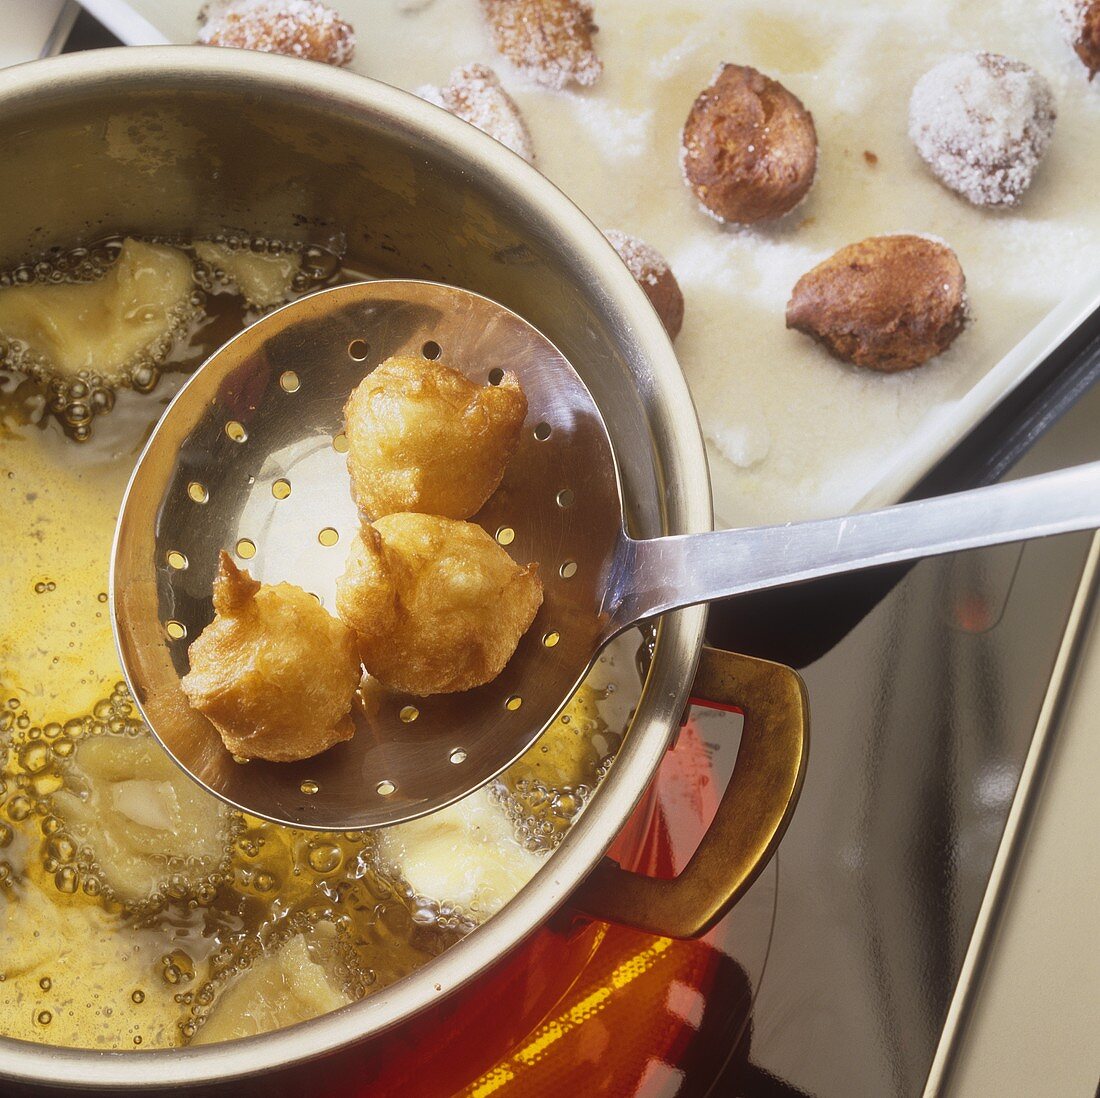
top-left (495, 526), bottom-right (515, 546)
top-left (399, 705), bottom-right (419, 723)
top-left (505, 695), bottom-right (523, 711)
top-left (225, 420), bottom-right (247, 443)
top-left (235, 538), bottom-right (256, 560)
top-left (166, 550), bottom-right (188, 571)
top-left (534, 422), bottom-right (552, 441)
top-left (376, 780), bottom-right (396, 797)
top-left (166, 620), bottom-right (187, 640)
top-left (450, 749), bottom-right (467, 765)
top-left (421, 340), bottom-right (442, 360)
top-left (318, 527), bottom-right (339, 547)
top-left (271, 479), bottom-right (291, 500)
top-left (559, 560), bottom-right (578, 579)
top-left (348, 339), bottom-right (370, 362)
top-left (487, 368), bottom-right (504, 386)
top-left (279, 370), bottom-right (300, 393)
top-left (187, 482), bottom-right (209, 504)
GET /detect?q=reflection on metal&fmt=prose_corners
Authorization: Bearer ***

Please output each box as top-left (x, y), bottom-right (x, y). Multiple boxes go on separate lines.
top-left (573, 647), bottom-right (807, 938)
top-left (464, 937), bottom-right (676, 1097)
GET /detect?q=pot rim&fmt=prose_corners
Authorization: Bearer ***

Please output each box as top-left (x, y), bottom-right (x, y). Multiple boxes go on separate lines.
top-left (0, 46), bottom-right (713, 1088)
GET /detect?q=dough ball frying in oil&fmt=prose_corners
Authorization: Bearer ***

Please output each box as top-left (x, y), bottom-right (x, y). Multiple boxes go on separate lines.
top-left (181, 552), bottom-right (361, 762)
top-left (343, 355), bottom-right (527, 520)
top-left (335, 513), bottom-right (543, 696)
top-left (51, 729), bottom-right (234, 906)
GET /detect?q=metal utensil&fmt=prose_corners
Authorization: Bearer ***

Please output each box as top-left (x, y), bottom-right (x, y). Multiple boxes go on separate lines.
top-left (111, 280), bottom-right (1100, 829)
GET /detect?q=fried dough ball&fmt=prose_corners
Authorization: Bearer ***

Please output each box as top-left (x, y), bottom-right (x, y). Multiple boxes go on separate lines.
top-left (786, 234), bottom-right (968, 372)
top-left (418, 64), bottom-right (536, 163)
top-left (1059, 0), bottom-right (1100, 79)
top-left (335, 513), bottom-right (543, 696)
top-left (197, 0), bottom-right (356, 66)
top-left (192, 927), bottom-right (352, 1044)
top-left (51, 730), bottom-right (234, 906)
top-left (480, 0), bottom-right (602, 90)
top-left (181, 552), bottom-right (361, 762)
top-left (343, 355), bottom-right (527, 520)
top-left (681, 64), bottom-right (817, 225)
top-left (194, 241), bottom-right (301, 308)
top-left (0, 238), bottom-right (196, 437)
top-left (603, 229), bottom-right (684, 340)
top-left (376, 786), bottom-right (544, 922)
top-left (908, 53), bottom-right (1056, 208)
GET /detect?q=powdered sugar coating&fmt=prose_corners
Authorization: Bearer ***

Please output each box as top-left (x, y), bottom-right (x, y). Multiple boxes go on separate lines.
top-left (480, 0), bottom-right (602, 90)
top-left (603, 229), bottom-right (684, 339)
top-left (417, 64), bottom-right (535, 162)
top-left (1056, 0), bottom-right (1100, 78)
top-left (1058, 0), bottom-right (1089, 40)
top-left (603, 228), bottom-right (668, 285)
top-left (908, 52), bottom-right (1057, 208)
top-left (198, 0), bottom-right (356, 66)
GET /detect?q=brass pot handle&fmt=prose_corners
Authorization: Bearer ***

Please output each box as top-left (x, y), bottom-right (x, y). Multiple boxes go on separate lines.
top-left (571, 646), bottom-right (809, 938)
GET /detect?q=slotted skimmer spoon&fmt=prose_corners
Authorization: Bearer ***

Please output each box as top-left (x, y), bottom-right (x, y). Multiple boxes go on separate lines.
top-left (112, 280), bottom-right (1100, 830)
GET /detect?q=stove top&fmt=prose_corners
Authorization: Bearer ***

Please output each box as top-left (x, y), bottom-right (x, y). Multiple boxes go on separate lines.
top-left (692, 385), bottom-right (1100, 1097)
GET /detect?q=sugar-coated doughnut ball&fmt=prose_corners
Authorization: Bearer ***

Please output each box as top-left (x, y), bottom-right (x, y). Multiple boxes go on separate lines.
top-left (908, 52), bottom-right (1056, 208)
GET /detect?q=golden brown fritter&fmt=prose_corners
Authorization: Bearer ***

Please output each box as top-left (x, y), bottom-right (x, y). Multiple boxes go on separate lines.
top-left (335, 513), bottom-right (543, 696)
top-left (681, 64), bottom-right (817, 225)
top-left (181, 552), bottom-right (361, 762)
top-left (343, 355), bottom-right (527, 521)
top-left (785, 235), bottom-right (968, 372)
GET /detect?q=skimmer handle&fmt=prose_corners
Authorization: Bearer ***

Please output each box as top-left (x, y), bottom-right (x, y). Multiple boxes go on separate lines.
top-left (608, 460), bottom-right (1100, 632)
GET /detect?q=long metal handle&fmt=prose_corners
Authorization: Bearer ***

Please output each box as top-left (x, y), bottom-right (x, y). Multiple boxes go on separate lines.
top-left (609, 461), bottom-right (1100, 631)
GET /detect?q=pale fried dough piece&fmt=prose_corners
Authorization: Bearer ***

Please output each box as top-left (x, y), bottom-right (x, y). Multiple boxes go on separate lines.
top-left (0, 238), bottom-right (195, 387)
top-left (51, 731), bottom-right (233, 905)
top-left (335, 513), bottom-right (543, 696)
top-left (343, 355), bottom-right (527, 521)
top-left (197, 0), bottom-right (356, 66)
top-left (181, 552), bottom-right (361, 761)
top-left (194, 241), bottom-right (301, 308)
top-left (681, 64), bottom-right (817, 225)
top-left (786, 235), bottom-right (968, 372)
top-left (480, 0), bottom-right (602, 90)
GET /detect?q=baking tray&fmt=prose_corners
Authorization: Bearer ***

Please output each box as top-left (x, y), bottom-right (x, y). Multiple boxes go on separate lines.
top-left (72, 0), bottom-right (1100, 524)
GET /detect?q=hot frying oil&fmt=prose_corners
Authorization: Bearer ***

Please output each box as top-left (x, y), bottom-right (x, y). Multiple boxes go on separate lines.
top-left (0, 237), bottom-right (635, 1049)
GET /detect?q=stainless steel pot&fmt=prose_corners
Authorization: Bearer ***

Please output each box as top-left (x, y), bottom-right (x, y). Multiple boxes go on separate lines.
top-left (0, 48), bottom-right (808, 1092)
